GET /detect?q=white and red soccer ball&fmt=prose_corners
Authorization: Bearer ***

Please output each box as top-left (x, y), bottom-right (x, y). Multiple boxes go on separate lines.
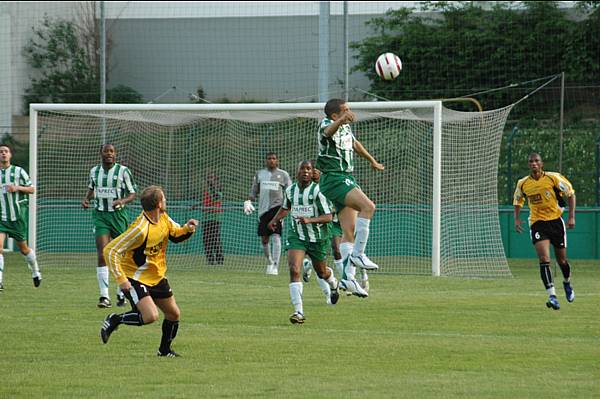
top-left (375, 53), bottom-right (402, 81)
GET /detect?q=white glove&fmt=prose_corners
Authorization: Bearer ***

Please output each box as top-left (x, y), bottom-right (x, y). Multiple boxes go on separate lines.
top-left (243, 200), bottom-right (255, 215)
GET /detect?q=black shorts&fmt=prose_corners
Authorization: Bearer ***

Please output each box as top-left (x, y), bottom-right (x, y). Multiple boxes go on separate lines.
top-left (530, 218), bottom-right (566, 248)
top-left (126, 278), bottom-right (173, 306)
top-left (257, 206), bottom-right (282, 236)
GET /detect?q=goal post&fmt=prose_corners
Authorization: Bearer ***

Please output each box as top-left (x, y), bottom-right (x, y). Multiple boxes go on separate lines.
top-left (29, 101), bottom-right (511, 278)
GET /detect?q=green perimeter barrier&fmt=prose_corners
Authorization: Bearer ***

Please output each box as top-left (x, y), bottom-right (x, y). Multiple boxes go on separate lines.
top-left (36, 200), bottom-right (433, 258)
top-left (499, 206), bottom-right (600, 259)
top-left (34, 200), bottom-right (600, 259)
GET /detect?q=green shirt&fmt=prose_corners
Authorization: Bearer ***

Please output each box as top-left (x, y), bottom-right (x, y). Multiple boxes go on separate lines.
top-left (88, 163), bottom-right (136, 212)
top-left (282, 182), bottom-right (333, 242)
top-left (0, 165), bottom-right (31, 222)
top-left (316, 117), bottom-right (355, 173)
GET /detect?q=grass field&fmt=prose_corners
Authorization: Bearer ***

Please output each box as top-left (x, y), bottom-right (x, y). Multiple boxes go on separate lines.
top-left (1, 255), bottom-right (599, 398)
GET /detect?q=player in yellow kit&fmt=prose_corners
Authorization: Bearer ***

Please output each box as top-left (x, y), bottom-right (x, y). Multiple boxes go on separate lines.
top-left (513, 153), bottom-right (576, 310)
top-left (100, 186), bottom-right (198, 357)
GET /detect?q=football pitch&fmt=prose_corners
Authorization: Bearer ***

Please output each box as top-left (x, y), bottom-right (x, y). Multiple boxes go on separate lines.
top-left (1, 256), bottom-right (599, 398)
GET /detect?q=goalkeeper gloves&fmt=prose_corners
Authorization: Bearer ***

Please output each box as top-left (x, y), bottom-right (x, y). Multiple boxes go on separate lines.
top-left (243, 200), bottom-right (255, 215)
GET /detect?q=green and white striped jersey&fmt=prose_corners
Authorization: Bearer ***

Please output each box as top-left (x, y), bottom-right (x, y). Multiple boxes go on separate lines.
top-left (316, 118), bottom-right (355, 173)
top-left (282, 182), bottom-right (333, 242)
top-left (0, 165), bottom-right (32, 222)
top-left (88, 163), bottom-right (136, 212)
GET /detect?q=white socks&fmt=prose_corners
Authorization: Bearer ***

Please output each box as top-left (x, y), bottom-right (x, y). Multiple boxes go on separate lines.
top-left (325, 267), bottom-right (338, 288)
top-left (97, 266), bottom-right (110, 298)
top-left (271, 234), bottom-right (281, 269)
top-left (317, 276), bottom-right (330, 298)
top-left (339, 242), bottom-right (355, 280)
top-left (25, 250), bottom-right (40, 275)
top-left (361, 269), bottom-right (369, 283)
top-left (261, 235), bottom-right (282, 266)
top-left (0, 252), bottom-right (41, 283)
top-left (289, 282), bottom-right (303, 314)
top-left (262, 242), bottom-right (273, 265)
top-left (334, 259), bottom-right (343, 278)
top-left (316, 267), bottom-right (338, 304)
top-left (352, 217), bottom-right (370, 257)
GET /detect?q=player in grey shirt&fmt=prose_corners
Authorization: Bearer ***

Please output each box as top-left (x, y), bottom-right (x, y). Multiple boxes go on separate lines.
top-left (244, 152), bottom-right (292, 275)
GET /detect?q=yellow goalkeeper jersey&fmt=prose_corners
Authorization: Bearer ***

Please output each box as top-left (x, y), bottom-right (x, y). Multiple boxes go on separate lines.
top-left (513, 171), bottom-right (575, 225)
top-left (104, 211), bottom-right (194, 286)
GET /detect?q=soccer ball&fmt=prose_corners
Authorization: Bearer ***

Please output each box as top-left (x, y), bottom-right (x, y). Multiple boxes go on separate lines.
top-left (375, 53), bottom-right (402, 81)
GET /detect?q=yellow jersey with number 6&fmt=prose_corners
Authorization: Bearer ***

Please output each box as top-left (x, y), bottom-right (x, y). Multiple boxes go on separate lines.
top-left (513, 171), bottom-right (574, 225)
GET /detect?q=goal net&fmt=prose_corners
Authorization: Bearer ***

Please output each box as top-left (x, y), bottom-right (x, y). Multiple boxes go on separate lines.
top-left (30, 102), bottom-right (513, 277)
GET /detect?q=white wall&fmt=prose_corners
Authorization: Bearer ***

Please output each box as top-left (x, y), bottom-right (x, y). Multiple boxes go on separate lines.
top-left (103, 1), bottom-right (421, 19)
top-left (3, 1), bottom-right (415, 122)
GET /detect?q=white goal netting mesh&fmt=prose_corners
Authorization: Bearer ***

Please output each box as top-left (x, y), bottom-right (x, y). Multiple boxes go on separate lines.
top-left (33, 103), bottom-right (513, 277)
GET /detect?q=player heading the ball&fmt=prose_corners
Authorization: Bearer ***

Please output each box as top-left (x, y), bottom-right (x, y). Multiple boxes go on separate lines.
top-left (315, 99), bottom-right (384, 297)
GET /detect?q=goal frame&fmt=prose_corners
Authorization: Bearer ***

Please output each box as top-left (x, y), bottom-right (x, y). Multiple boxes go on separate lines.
top-left (29, 101), bottom-right (444, 276)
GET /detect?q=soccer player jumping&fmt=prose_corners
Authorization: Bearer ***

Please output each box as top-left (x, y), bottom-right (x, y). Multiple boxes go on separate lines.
top-left (316, 99), bottom-right (384, 297)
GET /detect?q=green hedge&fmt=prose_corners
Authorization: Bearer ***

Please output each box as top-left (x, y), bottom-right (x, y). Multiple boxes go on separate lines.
top-left (499, 123), bottom-right (599, 206)
top-left (351, 2), bottom-right (600, 118)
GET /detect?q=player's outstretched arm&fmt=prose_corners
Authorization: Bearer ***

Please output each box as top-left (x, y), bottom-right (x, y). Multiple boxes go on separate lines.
top-left (167, 216), bottom-right (197, 243)
top-left (186, 219), bottom-right (199, 232)
top-left (353, 140), bottom-right (384, 171)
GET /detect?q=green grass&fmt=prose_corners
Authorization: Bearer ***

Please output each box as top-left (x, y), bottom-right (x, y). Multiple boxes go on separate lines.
top-left (1, 256), bottom-right (599, 398)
